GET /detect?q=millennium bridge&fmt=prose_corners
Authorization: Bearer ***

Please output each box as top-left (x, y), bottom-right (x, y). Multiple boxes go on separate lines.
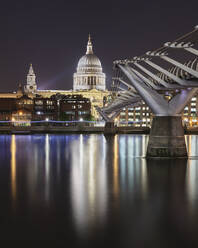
top-left (98, 26), bottom-right (198, 158)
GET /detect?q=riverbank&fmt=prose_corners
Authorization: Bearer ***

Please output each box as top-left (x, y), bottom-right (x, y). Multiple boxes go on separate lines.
top-left (0, 126), bottom-right (150, 134)
top-left (0, 126), bottom-right (197, 135)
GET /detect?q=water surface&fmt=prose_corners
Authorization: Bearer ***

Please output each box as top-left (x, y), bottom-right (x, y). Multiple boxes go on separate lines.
top-left (0, 134), bottom-right (198, 247)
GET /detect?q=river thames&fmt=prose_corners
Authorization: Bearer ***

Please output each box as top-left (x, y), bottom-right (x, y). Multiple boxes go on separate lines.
top-left (0, 134), bottom-right (198, 246)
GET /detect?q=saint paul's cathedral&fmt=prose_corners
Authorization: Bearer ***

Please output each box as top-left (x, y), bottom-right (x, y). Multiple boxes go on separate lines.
top-left (0, 35), bottom-right (109, 119)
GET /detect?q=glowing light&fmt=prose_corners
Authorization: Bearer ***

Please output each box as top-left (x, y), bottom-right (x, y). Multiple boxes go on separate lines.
top-left (80, 118), bottom-right (83, 122)
top-left (45, 118), bottom-right (49, 122)
top-left (11, 135), bottom-right (16, 209)
top-left (70, 135), bottom-right (107, 236)
top-left (113, 135), bottom-right (119, 196)
top-left (45, 134), bottom-right (50, 202)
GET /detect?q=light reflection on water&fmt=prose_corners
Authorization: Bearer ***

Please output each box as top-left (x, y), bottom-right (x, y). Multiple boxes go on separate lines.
top-left (0, 134), bottom-right (197, 244)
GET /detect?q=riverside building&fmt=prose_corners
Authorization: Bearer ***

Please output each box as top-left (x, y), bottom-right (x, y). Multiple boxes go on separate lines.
top-left (0, 93), bottom-right (91, 125)
top-left (116, 94), bottom-right (198, 127)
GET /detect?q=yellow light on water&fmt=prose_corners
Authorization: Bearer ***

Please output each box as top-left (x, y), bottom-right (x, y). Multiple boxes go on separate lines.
top-left (11, 135), bottom-right (16, 209)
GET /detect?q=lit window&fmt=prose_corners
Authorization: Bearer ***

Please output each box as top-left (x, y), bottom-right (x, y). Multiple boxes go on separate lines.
top-left (65, 111), bottom-right (75, 115)
top-left (46, 100), bottom-right (53, 105)
top-left (35, 100), bottom-right (43, 105)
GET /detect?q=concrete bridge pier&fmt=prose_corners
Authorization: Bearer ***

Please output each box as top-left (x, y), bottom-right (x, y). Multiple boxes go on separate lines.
top-left (104, 121), bottom-right (116, 135)
top-left (147, 116), bottom-right (187, 157)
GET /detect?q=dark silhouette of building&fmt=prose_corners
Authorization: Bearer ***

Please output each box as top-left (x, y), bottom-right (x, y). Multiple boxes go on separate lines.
top-left (0, 94), bottom-right (91, 125)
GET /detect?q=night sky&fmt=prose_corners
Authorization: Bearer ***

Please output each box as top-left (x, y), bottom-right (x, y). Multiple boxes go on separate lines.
top-left (0, 0), bottom-right (198, 92)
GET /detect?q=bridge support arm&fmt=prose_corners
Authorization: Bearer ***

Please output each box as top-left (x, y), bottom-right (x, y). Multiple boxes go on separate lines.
top-left (145, 60), bottom-right (198, 86)
top-left (119, 64), bottom-right (169, 115)
top-left (133, 62), bottom-right (176, 89)
top-left (185, 47), bottom-right (198, 56)
top-left (162, 56), bottom-right (198, 78)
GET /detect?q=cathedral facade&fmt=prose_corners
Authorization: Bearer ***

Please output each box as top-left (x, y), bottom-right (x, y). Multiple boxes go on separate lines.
top-left (73, 35), bottom-right (106, 91)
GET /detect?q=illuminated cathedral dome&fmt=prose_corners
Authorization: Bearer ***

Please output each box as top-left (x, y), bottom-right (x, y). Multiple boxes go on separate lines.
top-left (77, 54), bottom-right (102, 72)
top-left (73, 35), bottom-right (106, 91)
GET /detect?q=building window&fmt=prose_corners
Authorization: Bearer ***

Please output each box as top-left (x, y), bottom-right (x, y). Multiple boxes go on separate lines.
top-left (78, 111), bottom-right (89, 115)
top-left (35, 100), bottom-right (43, 105)
top-left (47, 106), bottom-right (55, 110)
top-left (65, 111), bottom-right (75, 115)
top-left (46, 100), bottom-right (53, 105)
top-left (35, 106), bottom-right (43, 110)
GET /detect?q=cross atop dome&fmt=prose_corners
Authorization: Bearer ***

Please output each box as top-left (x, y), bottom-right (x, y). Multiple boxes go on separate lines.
top-left (86, 34), bottom-right (93, 55)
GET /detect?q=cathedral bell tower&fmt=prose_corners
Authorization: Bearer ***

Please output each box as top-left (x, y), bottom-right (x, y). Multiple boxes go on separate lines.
top-left (24, 64), bottom-right (37, 93)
